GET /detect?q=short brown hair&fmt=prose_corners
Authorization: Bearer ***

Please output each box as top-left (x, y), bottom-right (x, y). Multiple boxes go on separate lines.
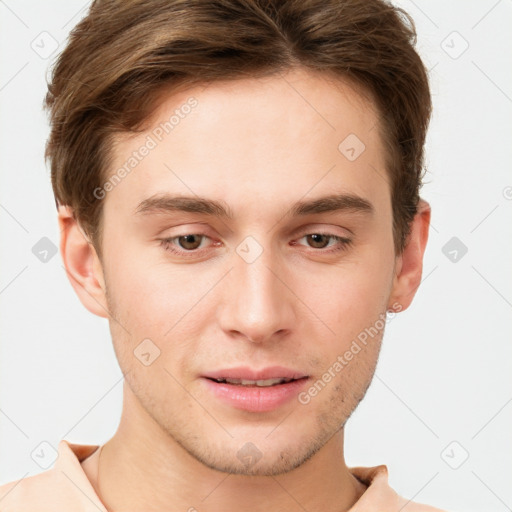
top-left (45, 0), bottom-right (431, 256)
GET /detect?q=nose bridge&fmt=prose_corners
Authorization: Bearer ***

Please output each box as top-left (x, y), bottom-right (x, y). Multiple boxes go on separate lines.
top-left (219, 235), bottom-right (295, 342)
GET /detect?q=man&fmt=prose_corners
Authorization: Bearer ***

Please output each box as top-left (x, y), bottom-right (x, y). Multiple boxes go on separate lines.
top-left (0, 0), bottom-right (446, 510)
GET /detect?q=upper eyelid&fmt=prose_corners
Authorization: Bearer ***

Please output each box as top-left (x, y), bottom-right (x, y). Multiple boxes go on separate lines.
top-left (161, 223), bottom-right (351, 238)
top-left (162, 229), bottom-right (348, 241)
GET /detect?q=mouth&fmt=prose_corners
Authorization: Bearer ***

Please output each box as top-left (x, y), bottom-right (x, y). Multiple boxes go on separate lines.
top-left (201, 367), bottom-right (310, 412)
top-left (206, 377), bottom-right (300, 387)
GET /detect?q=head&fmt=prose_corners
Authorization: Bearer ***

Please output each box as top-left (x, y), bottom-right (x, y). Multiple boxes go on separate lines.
top-left (47, 0), bottom-right (431, 476)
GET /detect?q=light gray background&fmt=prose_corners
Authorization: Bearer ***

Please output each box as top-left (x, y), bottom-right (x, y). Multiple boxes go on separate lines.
top-left (0, 1), bottom-right (511, 511)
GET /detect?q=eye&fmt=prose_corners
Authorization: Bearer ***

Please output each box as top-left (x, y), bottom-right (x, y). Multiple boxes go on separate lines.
top-left (160, 234), bottom-right (213, 255)
top-left (294, 233), bottom-right (352, 253)
top-left (159, 231), bottom-right (352, 259)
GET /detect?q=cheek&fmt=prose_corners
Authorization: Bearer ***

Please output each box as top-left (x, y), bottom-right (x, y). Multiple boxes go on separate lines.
top-left (102, 251), bottom-right (215, 368)
top-left (305, 255), bottom-right (394, 325)
top-left (103, 239), bottom-right (180, 317)
top-left (291, 255), bottom-right (394, 376)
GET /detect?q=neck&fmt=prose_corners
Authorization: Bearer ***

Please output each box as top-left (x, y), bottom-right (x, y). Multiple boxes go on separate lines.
top-left (89, 386), bottom-right (366, 512)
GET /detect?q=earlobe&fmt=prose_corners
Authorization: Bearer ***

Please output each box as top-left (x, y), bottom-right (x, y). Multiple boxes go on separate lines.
top-left (58, 205), bottom-right (109, 318)
top-left (387, 199), bottom-right (431, 312)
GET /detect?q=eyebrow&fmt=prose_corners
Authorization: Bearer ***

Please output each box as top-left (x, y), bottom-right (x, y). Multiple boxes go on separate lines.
top-left (135, 193), bottom-right (374, 218)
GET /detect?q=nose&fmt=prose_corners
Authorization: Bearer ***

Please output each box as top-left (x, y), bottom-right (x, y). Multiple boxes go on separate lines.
top-left (217, 239), bottom-right (297, 344)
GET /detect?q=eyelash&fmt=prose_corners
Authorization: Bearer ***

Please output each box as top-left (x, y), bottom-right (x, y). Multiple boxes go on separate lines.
top-left (159, 232), bottom-right (352, 257)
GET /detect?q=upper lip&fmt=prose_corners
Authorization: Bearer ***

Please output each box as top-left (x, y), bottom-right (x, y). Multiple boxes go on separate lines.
top-left (202, 366), bottom-right (308, 381)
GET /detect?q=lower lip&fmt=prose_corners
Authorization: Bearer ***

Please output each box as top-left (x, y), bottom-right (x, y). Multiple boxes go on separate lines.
top-left (202, 377), bottom-right (309, 412)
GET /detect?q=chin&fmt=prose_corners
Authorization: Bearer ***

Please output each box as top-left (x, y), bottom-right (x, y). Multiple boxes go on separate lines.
top-left (175, 432), bottom-right (325, 477)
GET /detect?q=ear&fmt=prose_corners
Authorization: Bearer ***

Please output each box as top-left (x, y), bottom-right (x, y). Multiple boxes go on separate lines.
top-left (58, 205), bottom-right (109, 318)
top-left (387, 199), bottom-right (431, 312)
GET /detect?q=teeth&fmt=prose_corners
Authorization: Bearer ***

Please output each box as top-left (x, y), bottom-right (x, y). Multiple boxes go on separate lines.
top-left (216, 377), bottom-right (293, 387)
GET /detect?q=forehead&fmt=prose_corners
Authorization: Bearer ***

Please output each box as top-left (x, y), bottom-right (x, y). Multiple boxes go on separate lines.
top-left (106, 67), bottom-right (390, 220)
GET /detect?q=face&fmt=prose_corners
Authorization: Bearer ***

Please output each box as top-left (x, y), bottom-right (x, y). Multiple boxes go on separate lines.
top-left (98, 68), bottom-right (398, 475)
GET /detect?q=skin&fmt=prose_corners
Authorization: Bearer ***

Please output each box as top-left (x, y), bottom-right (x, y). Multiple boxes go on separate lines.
top-left (59, 67), bottom-right (430, 512)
